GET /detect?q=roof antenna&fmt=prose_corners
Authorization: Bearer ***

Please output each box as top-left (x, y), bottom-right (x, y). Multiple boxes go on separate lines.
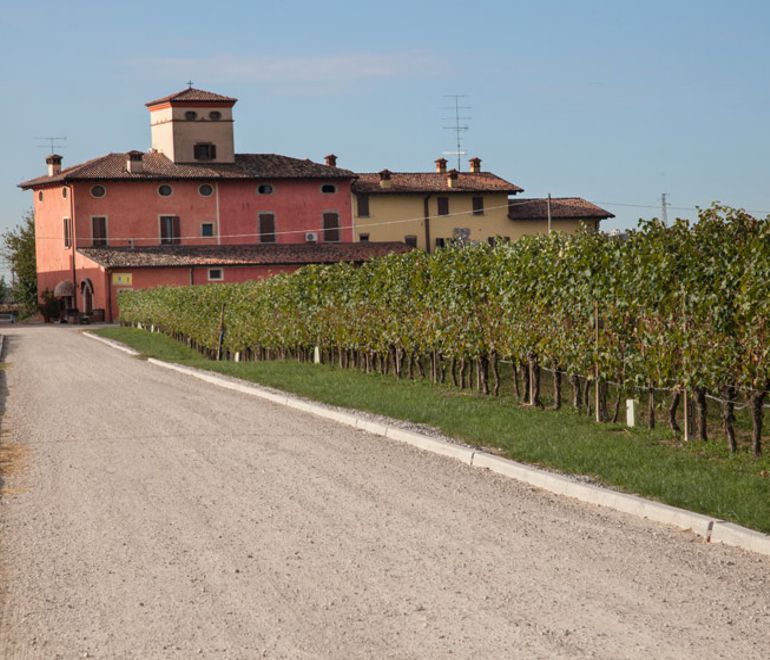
top-left (442, 94), bottom-right (470, 170)
top-left (35, 136), bottom-right (67, 154)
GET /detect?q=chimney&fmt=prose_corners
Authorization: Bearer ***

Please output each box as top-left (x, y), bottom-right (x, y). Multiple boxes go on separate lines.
top-left (434, 157), bottom-right (447, 174)
top-left (446, 168), bottom-right (458, 188)
top-left (46, 154), bottom-right (62, 177)
top-left (378, 169), bottom-right (392, 189)
top-left (324, 154), bottom-right (337, 167)
top-left (469, 157), bottom-right (482, 173)
top-left (126, 150), bottom-right (144, 174)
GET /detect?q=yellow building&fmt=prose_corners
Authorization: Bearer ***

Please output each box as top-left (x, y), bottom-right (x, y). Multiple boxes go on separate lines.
top-left (351, 157), bottom-right (613, 250)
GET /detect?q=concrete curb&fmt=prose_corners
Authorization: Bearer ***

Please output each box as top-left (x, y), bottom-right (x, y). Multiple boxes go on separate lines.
top-left (83, 331), bottom-right (141, 356)
top-left (85, 333), bottom-right (770, 559)
top-left (710, 521), bottom-right (770, 556)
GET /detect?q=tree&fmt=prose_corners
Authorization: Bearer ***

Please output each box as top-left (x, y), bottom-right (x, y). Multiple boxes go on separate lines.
top-left (2, 209), bottom-right (37, 311)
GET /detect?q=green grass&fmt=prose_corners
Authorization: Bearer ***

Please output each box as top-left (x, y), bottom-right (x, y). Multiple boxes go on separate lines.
top-left (93, 326), bottom-right (770, 533)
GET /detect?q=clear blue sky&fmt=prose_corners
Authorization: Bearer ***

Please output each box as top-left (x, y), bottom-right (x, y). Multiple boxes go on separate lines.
top-left (3, 0), bottom-right (770, 239)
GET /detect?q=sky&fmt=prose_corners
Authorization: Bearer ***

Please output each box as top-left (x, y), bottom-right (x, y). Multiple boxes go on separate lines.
top-left (3, 0), bottom-right (770, 243)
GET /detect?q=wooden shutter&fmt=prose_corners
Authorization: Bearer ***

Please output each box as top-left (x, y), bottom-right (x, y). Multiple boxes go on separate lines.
top-left (472, 196), bottom-right (484, 216)
top-left (323, 213), bottom-right (340, 242)
top-left (437, 197), bottom-right (449, 215)
top-left (63, 218), bottom-right (71, 248)
top-left (172, 216), bottom-right (181, 244)
top-left (92, 217), bottom-right (107, 247)
top-left (357, 194), bottom-right (370, 217)
top-left (259, 213), bottom-right (276, 243)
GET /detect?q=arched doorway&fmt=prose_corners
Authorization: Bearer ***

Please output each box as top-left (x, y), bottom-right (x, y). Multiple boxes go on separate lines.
top-left (80, 279), bottom-right (94, 315)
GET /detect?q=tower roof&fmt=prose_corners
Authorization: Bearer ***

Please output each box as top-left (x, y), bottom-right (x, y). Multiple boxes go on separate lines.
top-left (145, 87), bottom-right (237, 108)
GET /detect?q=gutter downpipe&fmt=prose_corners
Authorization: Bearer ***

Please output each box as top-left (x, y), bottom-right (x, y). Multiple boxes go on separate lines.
top-left (423, 194), bottom-right (432, 253)
top-left (69, 184), bottom-right (77, 312)
top-left (106, 268), bottom-right (113, 323)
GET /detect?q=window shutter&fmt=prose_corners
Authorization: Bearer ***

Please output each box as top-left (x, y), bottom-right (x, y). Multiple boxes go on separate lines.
top-left (357, 194), bottom-right (370, 217)
top-left (323, 212), bottom-right (340, 242)
top-left (259, 213), bottom-right (276, 243)
top-left (172, 216), bottom-right (181, 244)
top-left (437, 197), bottom-right (449, 215)
top-left (472, 196), bottom-right (484, 215)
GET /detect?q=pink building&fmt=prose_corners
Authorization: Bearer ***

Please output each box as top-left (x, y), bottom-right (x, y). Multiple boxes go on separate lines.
top-left (20, 87), bottom-right (406, 320)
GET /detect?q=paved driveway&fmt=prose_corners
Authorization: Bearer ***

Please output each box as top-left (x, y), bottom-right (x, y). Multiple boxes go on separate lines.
top-left (0, 326), bottom-right (768, 658)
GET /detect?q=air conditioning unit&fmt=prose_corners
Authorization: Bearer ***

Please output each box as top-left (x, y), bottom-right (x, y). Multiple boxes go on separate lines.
top-left (305, 231), bottom-right (318, 243)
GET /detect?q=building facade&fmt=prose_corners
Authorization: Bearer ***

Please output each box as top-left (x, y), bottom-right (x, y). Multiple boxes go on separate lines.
top-left (20, 88), bottom-right (380, 320)
top-left (352, 157), bottom-right (612, 249)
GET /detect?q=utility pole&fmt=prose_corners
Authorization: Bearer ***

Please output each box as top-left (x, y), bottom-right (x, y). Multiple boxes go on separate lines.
top-left (661, 193), bottom-right (669, 226)
top-left (546, 193), bottom-right (552, 234)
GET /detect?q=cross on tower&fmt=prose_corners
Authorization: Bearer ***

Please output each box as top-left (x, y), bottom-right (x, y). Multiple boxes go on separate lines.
top-left (186, 80), bottom-right (194, 89)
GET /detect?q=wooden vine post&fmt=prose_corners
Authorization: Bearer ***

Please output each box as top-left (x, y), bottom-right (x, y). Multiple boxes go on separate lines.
top-left (594, 300), bottom-right (601, 423)
top-left (681, 289), bottom-right (690, 442)
top-left (216, 302), bottom-right (226, 361)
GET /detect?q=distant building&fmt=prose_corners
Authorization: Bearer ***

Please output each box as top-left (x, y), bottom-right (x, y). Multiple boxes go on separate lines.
top-left (351, 158), bottom-right (613, 249)
top-left (19, 88), bottom-right (407, 321)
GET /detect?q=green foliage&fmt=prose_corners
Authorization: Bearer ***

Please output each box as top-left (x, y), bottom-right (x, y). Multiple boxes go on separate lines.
top-left (118, 204), bottom-right (770, 398)
top-left (1, 209), bottom-right (37, 311)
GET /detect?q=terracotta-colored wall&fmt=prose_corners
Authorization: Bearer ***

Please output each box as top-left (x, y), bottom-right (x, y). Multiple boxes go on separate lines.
top-left (34, 184), bottom-right (75, 300)
top-left (73, 180), bottom-right (219, 248)
top-left (109, 264), bottom-right (300, 320)
top-left (217, 179), bottom-right (353, 245)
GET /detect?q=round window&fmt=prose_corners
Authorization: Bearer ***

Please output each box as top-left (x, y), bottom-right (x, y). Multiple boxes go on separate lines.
top-left (38, 191), bottom-right (43, 202)
top-left (62, 187), bottom-right (68, 198)
top-left (185, 111), bottom-right (197, 120)
top-left (158, 184), bottom-right (173, 197)
top-left (209, 111), bottom-right (222, 120)
top-left (91, 185), bottom-right (106, 198)
top-left (199, 184), bottom-right (214, 197)
top-left (321, 184), bottom-right (336, 194)
top-left (257, 184), bottom-right (274, 195)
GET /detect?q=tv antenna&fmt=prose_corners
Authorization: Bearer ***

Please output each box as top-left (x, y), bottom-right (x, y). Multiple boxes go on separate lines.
top-left (442, 94), bottom-right (470, 170)
top-left (35, 136), bottom-right (67, 154)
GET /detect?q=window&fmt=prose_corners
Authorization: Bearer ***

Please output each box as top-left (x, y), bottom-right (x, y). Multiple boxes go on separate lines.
top-left (472, 196), bottom-right (484, 216)
top-left (185, 110), bottom-right (197, 120)
top-left (321, 183), bottom-right (336, 194)
top-left (323, 212), bottom-right (340, 242)
top-left (198, 184), bottom-right (214, 197)
top-left (194, 143), bottom-right (216, 161)
top-left (356, 194), bottom-right (370, 217)
top-left (90, 185), bottom-right (106, 198)
top-left (38, 191), bottom-right (43, 202)
top-left (208, 268), bottom-right (224, 281)
top-left (437, 197), bottom-right (449, 216)
top-left (257, 184), bottom-right (274, 195)
top-left (359, 233), bottom-right (370, 242)
top-left (201, 222), bottom-right (214, 237)
top-left (63, 218), bottom-right (72, 248)
top-left (435, 237), bottom-right (446, 249)
top-left (209, 111), bottom-right (222, 120)
top-left (158, 184), bottom-right (173, 197)
top-left (404, 235), bottom-right (418, 248)
top-left (92, 217), bottom-right (107, 247)
top-left (160, 216), bottom-right (180, 245)
top-left (62, 187), bottom-right (67, 199)
top-left (259, 213), bottom-right (276, 243)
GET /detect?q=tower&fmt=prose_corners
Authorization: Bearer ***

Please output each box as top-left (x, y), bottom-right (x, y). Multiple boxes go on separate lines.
top-left (145, 87), bottom-right (237, 164)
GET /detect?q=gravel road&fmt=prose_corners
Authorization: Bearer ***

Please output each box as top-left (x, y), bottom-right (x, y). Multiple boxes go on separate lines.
top-left (0, 326), bottom-right (768, 659)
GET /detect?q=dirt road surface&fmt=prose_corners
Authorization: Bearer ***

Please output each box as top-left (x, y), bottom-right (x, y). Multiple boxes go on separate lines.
top-left (0, 326), bottom-right (768, 659)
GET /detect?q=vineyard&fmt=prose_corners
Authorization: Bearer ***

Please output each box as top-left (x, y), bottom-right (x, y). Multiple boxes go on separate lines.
top-left (118, 205), bottom-right (770, 455)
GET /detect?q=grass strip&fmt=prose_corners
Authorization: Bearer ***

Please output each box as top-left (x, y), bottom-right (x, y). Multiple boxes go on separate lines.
top-left (93, 327), bottom-right (770, 533)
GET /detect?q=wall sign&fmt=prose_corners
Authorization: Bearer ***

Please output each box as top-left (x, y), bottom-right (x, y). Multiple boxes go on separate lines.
top-left (112, 273), bottom-right (133, 286)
